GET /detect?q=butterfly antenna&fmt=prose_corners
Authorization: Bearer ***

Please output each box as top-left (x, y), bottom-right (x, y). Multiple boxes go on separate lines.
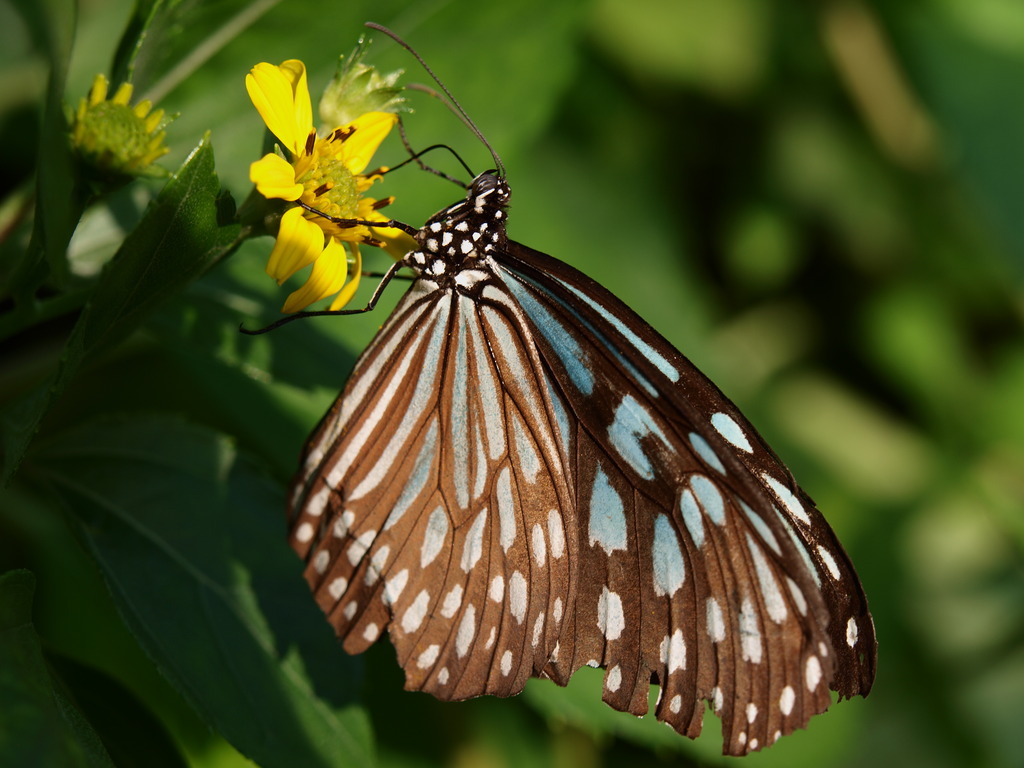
top-left (382, 134), bottom-right (476, 184)
top-left (366, 21), bottom-right (505, 178)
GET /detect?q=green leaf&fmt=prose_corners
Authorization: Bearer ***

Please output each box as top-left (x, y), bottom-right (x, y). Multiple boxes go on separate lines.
top-left (0, 569), bottom-right (116, 768)
top-left (47, 654), bottom-right (189, 768)
top-left (112, 0), bottom-right (283, 98)
top-left (1, 136), bottom-right (241, 482)
top-left (35, 414), bottom-right (373, 768)
top-left (6, 0), bottom-right (79, 298)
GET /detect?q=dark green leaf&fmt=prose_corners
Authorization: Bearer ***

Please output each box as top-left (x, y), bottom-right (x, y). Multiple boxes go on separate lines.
top-left (47, 654), bottom-right (188, 768)
top-left (6, 0), bottom-right (79, 298)
top-left (0, 569), bottom-right (115, 768)
top-left (35, 414), bottom-right (373, 768)
top-left (1, 137), bottom-right (241, 482)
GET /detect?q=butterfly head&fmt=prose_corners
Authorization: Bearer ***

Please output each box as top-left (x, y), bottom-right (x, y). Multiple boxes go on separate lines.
top-left (406, 172), bottom-right (511, 279)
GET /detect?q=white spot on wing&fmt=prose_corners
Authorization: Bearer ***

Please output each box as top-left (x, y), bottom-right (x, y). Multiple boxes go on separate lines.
top-left (509, 571), bottom-right (527, 624)
top-left (456, 604), bottom-right (476, 658)
top-left (689, 433), bottom-right (726, 474)
top-left (497, 467), bottom-right (516, 553)
top-left (711, 412), bottom-right (753, 452)
top-left (779, 685), bottom-right (795, 716)
top-left (762, 472), bottom-right (811, 526)
top-left (652, 515), bottom-right (686, 596)
top-left (365, 544), bottom-right (390, 585)
top-left (738, 498), bottom-right (781, 554)
top-left (306, 486), bottom-right (330, 517)
top-left (532, 612), bottom-right (545, 647)
top-left (402, 590), bottom-right (429, 633)
top-left (489, 575), bottom-right (504, 602)
top-left (547, 509), bottom-right (565, 559)
top-left (679, 489), bottom-right (705, 547)
top-left (846, 616), bottom-right (859, 647)
top-left (588, 464), bottom-right (627, 554)
top-left (660, 629), bottom-right (686, 672)
top-left (511, 411), bottom-right (541, 483)
top-left (421, 507), bottom-right (448, 568)
top-left (335, 510), bottom-right (355, 537)
top-left (607, 394), bottom-right (673, 480)
top-left (707, 597), bottom-right (726, 642)
top-left (295, 522), bottom-right (314, 543)
top-left (532, 523), bottom-right (546, 567)
top-left (501, 650), bottom-right (513, 676)
top-left (417, 644), bottom-right (440, 669)
top-left (313, 550), bottom-right (330, 575)
top-left (806, 655), bottom-right (822, 690)
top-left (441, 584), bottom-right (463, 619)
top-left (745, 534), bottom-right (787, 624)
top-left (606, 665), bottom-right (622, 692)
top-left (691, 474), bottom-right (725, 525)
top-left (328, 577), bottom-right (348, 600)
top-left (346, 530), bottom-right (376, 565)
top-left (460, 510), bottom-right (487, 572)
top-left (740, 597), bottom-right (762, 664)
top-left (787, 577), bottom-right (808, 615)
top-left (818, 545), bottom-right (841, 580)
top-left (383, 569), bottom-right (408, 605)
top-left (597, 587), bottom-right (624, 641)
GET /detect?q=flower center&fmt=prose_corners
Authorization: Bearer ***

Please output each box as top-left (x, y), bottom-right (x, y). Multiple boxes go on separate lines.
top-left (78, 102), bottom-right (156, 171)
top-left (297, 152), bottom-right (360, 236)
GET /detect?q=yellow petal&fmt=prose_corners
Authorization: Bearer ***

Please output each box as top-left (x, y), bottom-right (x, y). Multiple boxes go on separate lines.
top-left (144, 108), bottom-right (165, 133)
top-left (112, 82), bottom-right (133, 106)
top-left (88, 74), bottom-right (108, 106)
top-left (250, 153), bottom-right (302, 200)
top-left (328, 245), bottom-right (362, 310)
top-left (340, 112), bottom-right (397, 175)
top-left (266, 206), bottom-right (324, 282)
top-left (246, 60), bottom-right (313, 156)
top-left (282, 237), bottom-right (350, 313)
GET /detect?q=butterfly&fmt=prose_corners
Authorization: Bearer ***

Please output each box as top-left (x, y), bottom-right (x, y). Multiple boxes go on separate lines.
top-left (283, 162), bottom-right (877, 754)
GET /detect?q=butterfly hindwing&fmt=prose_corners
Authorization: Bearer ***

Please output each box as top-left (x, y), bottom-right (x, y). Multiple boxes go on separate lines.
top-left (494, 241), bottom-right (875, 751)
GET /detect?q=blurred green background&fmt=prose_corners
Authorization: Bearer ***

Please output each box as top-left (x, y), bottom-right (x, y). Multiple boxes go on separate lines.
top-left (2, 0), bottom-right (1023, 766)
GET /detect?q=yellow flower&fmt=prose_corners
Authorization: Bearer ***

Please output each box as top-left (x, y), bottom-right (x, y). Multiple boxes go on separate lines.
top-left (70, 74), bottom-right (169, 178)
top-left (246, 59), bottom-right (411, 313)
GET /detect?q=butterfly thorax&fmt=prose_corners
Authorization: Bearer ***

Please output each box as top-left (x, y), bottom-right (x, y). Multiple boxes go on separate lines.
top-left (404, 172), bottom-right (510, 288)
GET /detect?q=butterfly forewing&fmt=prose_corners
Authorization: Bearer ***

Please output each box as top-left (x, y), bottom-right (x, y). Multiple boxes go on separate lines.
top-left (290, 276), bottom-right (580, 700)
top-left (287, 173), bottom-right (875, 756)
